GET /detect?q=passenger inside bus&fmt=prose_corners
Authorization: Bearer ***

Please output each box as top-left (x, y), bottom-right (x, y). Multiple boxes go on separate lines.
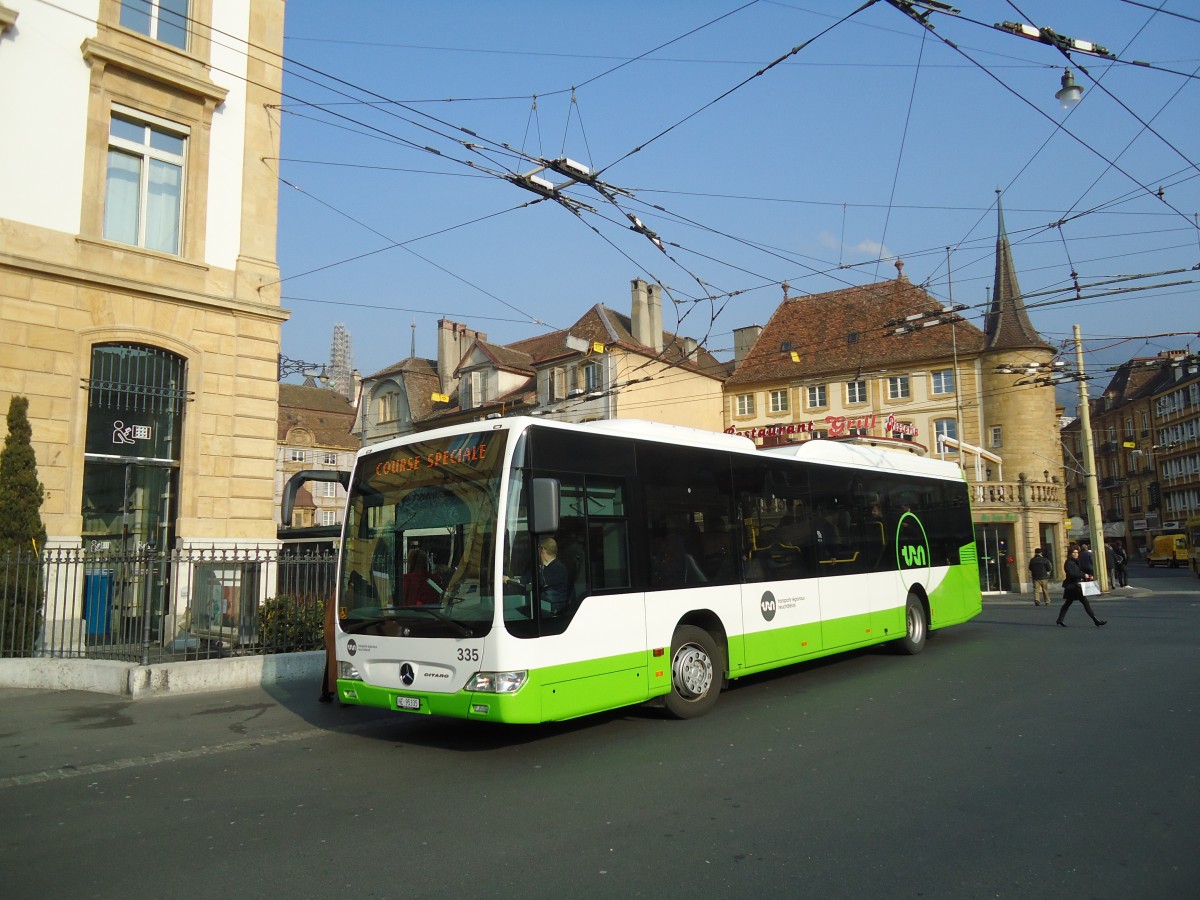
top-left (402, 548), bottom-right (441, 607)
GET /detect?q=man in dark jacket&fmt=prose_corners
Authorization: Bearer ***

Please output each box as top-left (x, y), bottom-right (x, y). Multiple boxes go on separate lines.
top-left (1028, 547), bottom-right (1053, 606)
top-left (1078, 542), bottom-right (1095, 579)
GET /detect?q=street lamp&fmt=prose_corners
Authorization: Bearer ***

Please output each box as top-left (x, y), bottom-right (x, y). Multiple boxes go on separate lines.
top-left (278, 354), bottom-right (330, 387)
top-left (1055, 68), bottom-right (1083, 109)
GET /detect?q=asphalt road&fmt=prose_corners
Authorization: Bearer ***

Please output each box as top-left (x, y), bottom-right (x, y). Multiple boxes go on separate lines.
top-left (1, 568), bottom-right (1197, 899)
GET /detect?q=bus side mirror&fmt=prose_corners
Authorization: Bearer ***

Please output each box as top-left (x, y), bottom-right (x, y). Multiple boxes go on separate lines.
top-left (530, 478), bottom-right (560, 534)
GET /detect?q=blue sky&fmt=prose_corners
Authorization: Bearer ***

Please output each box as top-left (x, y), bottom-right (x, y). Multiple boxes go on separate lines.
top-left (274, 1), bottom-right (1199, 395)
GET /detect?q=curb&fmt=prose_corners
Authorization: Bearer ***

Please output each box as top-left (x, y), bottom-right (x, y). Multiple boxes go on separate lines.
top-left (0, 651), bottom-right (323, 699)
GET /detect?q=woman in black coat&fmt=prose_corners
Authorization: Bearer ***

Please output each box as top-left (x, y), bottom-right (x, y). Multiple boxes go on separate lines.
top-left (1057, 545), bottom-right (1107, 627)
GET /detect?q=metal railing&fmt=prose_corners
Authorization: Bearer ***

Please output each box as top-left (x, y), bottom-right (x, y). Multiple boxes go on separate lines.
top-left (0, 546), bottom-right (334, 664)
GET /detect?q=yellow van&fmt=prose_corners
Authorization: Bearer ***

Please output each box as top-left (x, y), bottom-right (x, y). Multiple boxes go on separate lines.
top-left (1147, 533), bottom-right (1188, 568)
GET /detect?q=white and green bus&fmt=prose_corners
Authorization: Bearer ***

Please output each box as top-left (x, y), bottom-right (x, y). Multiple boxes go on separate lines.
top-left (332, 417), bottom-right (982, 722)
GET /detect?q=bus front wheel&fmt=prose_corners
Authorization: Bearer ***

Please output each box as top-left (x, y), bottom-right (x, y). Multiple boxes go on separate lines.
top-left (666, 626), bottom-right (722, 719)
top-left (896, 594), bottom-right (927, 655)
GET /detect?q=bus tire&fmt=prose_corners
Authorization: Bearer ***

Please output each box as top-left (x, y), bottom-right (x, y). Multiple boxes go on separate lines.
top-left (666, 626), bottom-right (722, 719)
top-left (896, 593), bottom-right (927, 655)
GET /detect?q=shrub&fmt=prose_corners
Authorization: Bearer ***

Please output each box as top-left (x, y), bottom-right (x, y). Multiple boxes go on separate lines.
top-left (257, 595), bottom-right (325, 653)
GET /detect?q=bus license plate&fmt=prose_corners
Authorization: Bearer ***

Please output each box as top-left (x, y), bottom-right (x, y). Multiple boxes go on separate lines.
top-left (396, 696), bottom-right (420, 711)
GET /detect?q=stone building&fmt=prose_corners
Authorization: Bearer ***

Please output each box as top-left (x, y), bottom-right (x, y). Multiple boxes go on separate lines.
top-left (725, 206), bottom-right (1067, 592)
top-left (355, 278), bottom-right (728, 443)
top-left (275, 383), bottom-right (359, 535)
top-left (0, 2), bottom-right (286, 645)
top-left (0, 0), bottom-right (286, 554)
top-left (1064, 352), bottom-right (1200, 559)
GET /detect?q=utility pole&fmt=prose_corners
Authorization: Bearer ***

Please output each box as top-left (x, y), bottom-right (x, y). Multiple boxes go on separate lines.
top-left (1074, 324), bottom-right (1109, 591)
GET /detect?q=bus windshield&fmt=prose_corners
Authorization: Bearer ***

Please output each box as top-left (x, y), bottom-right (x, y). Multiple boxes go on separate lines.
top-left (339, 430), bottom-right (507, 638)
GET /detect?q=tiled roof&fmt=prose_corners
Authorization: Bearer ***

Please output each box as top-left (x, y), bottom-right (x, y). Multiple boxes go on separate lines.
top-left (458, 340), bottom-right (535, 376)
top-left (507, 303), bottom-right (726, 378)
top-left (365, 356), bottom-right (437, 380)
top-left (278, 384), bottom-right (360, 450)
top-left (725, 278), bottom-right (986, 387)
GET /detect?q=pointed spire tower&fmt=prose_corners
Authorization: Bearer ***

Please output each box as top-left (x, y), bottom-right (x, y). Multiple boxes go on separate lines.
top-left (984, 191), bottom-right (1054, 352)
top-left (979, 190), bottom-right (1066, 578)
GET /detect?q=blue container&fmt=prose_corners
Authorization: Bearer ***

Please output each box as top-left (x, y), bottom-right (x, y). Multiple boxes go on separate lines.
top-left (84, 570), bottom-right (113, 637)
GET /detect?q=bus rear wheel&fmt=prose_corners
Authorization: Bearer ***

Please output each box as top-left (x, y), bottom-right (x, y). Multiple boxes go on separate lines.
top-left (896, 594), bottom-right (927, 655)
top-left (666, 626), bottom-right (722, 719)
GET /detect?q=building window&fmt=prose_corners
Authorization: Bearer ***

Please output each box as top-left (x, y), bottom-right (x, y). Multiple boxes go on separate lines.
top-left (378, 391), bottom-right (399, 423)
top-left (287, 449), bottom-right (307, 463)
top-left (550, 367), bottom-right (567, 402)
top-left (82, 344), bottom-right (186, 564)
top-left (931, 369), bottom-right (955, 395)
top-left (461, 371), bottom-right (484, 409)
top-left (846, 380), bottom-right (867, 404)
top-left (991, 425), bottom-right (1003, 448)
top-left (319, 510), bottom-right (338, 527)
top-left (120, 0), bottom-right (190, 49)
top-left (806, 385), bottom-right (827, 409)
top-left (736, 394), bottom-right (755, 416)
top-left (934, 418), bottom-right (958, 452)
top-left (582, 362), bottom-right (602, 392)
top-left (1125, 418), bottom-right (1134, 439)
top-left (770, 389), bottom-right (789, 413)
top-left (104, 110), bottom-right (186, 254)
top-left (887, 376), bottom-right (910, 400)
top-left (323, 451), bottom-right (338, 465)
top-left (322, 481), bottom-right (338, 498)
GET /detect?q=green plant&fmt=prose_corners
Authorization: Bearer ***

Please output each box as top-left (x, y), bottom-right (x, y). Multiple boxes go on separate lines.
top-left (0, 397), bottom-right (47, 657)
top-left (257, 595), bottom-right (325, 653)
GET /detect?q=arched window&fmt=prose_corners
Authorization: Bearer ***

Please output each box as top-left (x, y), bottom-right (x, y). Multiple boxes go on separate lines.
top-left (82, 343), bottom-right (188, 554)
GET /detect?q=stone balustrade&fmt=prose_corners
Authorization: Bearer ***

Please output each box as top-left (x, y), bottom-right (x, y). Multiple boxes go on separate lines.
top-left (971, 480), bottom-right (1062, 510)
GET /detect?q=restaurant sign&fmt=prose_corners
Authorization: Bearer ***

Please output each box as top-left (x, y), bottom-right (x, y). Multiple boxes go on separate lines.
top-left (726, 413), bottom-right (919, 441)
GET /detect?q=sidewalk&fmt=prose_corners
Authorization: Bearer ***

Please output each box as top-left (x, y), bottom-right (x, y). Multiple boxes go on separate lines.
top-left (985, 584), bottom-right (1154, 605)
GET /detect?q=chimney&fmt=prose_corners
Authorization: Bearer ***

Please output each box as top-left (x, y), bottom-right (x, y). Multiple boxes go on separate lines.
top-left (681, 336), bottom-right (698, 360)
top-left (631, 278), bottom-right (663, 352)
top-left (437, 319), bottom-right (486, 395)
top-left (733, 325), bottom-right (763, 368)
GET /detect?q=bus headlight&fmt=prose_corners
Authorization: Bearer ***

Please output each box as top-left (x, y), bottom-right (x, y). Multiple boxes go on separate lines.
top-left (338, 661), bottom-right (362, 681)
top-left (465, 671), bottom-right (527, 693)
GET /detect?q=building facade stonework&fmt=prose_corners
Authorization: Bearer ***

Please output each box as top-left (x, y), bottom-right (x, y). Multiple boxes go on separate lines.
top-left (1, 0), bottom-right (287, 552)
top-left (0, 2), bottom-right (287, 646)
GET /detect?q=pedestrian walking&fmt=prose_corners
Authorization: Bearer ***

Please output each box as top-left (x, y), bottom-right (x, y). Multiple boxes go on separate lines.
top-left (1057, 544), bottom-right (1107, 627)
top-left (1028, 547), bottom-right (1053, 606)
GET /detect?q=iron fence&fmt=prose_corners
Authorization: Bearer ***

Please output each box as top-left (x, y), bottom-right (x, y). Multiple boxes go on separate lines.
top-left (0, 546), bottom-right (336, 664)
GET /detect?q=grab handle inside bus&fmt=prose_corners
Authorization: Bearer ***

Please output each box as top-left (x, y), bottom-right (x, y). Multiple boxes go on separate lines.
top-left (530, 477), bottom-right (560, 534)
